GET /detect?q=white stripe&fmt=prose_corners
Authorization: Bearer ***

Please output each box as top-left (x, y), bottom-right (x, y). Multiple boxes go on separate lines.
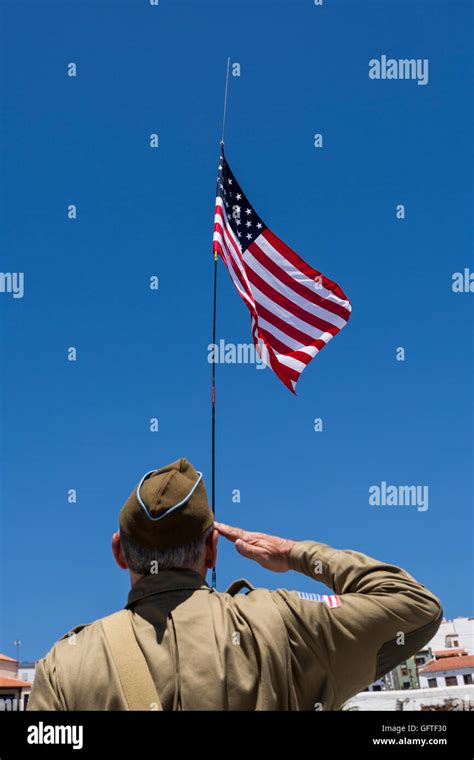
top-left (249, 283), bottom-right (330, 342)
top-left (214, 233), bottom-right (255, 310)
top-left (296, 345), bottom-right (320, 359)
top-left (214, 223), bottom-right (248, 289)
top-left (258, 318), bottom-right (333, 354)
top-left (273, 352), bottom-right (309, 373)
top-left (214, 199), bottom-right (242, 256)
top-left (214, 202), bottom-right (253, 297)
top-left (214, 204), bottom-right (255, 308)
top-left (257, 317), bottom-right (304, 352)
top-left (243, 248), bottom-right (347, 329)
top-left (253, 233), bottom-right (351, 311)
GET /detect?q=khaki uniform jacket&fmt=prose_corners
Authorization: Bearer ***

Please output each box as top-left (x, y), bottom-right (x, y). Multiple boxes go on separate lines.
top-left (27, 540), bottom-right (443, 711)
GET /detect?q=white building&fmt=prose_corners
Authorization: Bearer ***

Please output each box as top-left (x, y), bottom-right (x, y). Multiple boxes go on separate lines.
top-left (0, 654), bottom-right (31, 710)
top-left (427, 617), bottom-right (473, 655)
top-left (345, 684), bottom-right (473, 711)
top-left (418, 655), bottom-right (474, 689)
top-left (17, 662), bottom-right (36, 684)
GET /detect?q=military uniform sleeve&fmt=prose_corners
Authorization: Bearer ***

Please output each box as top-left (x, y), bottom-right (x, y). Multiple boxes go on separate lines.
top-left (27, 654), bottom-right (66, 711)
top-left (272, 540), bottom-right (443, 710)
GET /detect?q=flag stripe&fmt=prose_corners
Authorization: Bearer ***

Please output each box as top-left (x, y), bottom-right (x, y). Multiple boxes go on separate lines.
top-left (273, 352), bottom-right (310, 374)
top-left (214, 203), bottom-right (253, 295)
top-left (245, 261), bottom-right (341, 336)
top-left (213, 238), bottom-right (254, 310)
top-left (258, 316), bottom-right (329, 356)
top-left (257, 299), bottom-right (335, 348)
top-left (250, 237), bottom-right (351, 321)
top-left (257, 321), bottom-right (300, 354)
top-left (243, 248), bottom-right (347, 329)
top-left (249, 282), bottom-right (332, 343)
top-left (263, 228), bottom-right (351, 308)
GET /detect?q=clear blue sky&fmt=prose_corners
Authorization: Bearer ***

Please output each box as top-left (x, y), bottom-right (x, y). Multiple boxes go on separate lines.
top-left (0, 0), bottom-right (472, 661)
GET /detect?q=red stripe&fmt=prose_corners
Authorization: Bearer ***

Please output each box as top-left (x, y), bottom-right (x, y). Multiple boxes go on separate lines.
top-left (214, 206), bottom-right (242, 260)
top-left (214, 217), bottom-right (242, 266)
top-left (257, 302), bottom-right (318, 346)
top-left (214, 209), bottom-right (254, 299)
top-left (267, 354), bottom-right (297, 393)
top-left (213, 239), bottom-right (253, 305)
top-left (252, 326), bottom-right (298, 393)
top-left (214, 224), bottom-right (254, 303)
top-left (273, 362), bottom-right (300, 383)
top-left (248, 239), bottom-right (350, 322)
top-left (261, 326), bottom-right (329, 371)
top-left (289, 349), bottom-right (315, 365)
top-left (258, 325), bottom-right (293, 355)
top-left (263, 228), bottom-right (351, 307)
top-left (244, 264), bottom-right (340, 337)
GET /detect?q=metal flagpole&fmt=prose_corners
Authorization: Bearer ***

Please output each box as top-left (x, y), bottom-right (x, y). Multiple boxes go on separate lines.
top-left (211, 57), bottom-right (230, 591)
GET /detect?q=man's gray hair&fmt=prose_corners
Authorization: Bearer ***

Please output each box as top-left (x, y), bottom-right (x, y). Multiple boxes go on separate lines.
top-left (120, 525), bottom-right (214, 575)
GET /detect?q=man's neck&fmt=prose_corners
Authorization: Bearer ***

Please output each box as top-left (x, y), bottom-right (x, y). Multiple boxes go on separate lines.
top-left (129, 566), bottom-right (207, 588)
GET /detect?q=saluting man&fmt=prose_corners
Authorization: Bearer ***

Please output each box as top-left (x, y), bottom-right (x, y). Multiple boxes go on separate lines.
top-left (28, 457), bottom-right (443, 711)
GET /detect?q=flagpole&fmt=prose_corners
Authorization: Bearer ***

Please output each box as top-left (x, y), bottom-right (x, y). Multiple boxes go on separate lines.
top-left (211, 57), bottom-right (230, 591)
top-left (211, 248), bottom-right (218, 592)
top-left (221, 57), bottom-right (230, 144)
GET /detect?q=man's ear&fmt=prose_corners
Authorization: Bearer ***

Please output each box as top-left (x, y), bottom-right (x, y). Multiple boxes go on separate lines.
top-left (205, 528), bottom-right (219, 569)
top-left (112, 531), bottom-right (128, 570)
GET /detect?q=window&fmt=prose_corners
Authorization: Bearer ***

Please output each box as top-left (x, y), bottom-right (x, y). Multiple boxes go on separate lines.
top-left (463, 674), bottom-right (473, 685)
top-left (402, 681), bottom-right (411, 689)
top-left (445, 635), bottom-right (459, 648)
top-left (428, 678), bottom-right (437, 688)
top-left (445, 676), bottom-right (458, 687)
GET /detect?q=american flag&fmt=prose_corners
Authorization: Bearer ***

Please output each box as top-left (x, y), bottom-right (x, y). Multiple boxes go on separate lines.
top-left (296, 592), bottom-right (342, 609)
top-left (213, 147), bottom-right (352, 393)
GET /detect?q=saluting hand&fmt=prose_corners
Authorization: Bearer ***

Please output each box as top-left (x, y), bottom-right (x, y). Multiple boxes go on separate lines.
top-left (214, 522), bottom-right (296, 573)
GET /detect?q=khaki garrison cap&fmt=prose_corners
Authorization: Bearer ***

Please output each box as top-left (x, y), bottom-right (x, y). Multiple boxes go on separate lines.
top-left (119, 458), bottom-right (214, 550)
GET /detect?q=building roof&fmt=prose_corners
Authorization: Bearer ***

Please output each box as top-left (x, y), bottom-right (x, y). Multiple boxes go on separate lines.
top-left (420, 655), bottom-right (474, 674)
top-left (434, 648), bottom-right (467, 658)
top-left (0, 654), bottom-right (17, 663)
top-left (0, 676), bottom-right (31, 688)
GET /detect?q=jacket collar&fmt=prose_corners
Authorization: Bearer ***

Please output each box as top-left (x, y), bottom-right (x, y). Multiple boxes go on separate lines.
top-left (126, 568), bottom-right (211, 607)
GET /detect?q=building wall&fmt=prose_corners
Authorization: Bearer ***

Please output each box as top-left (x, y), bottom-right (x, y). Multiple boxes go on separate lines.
top-left (367, 677), bottom-right (385, 691)
top-left (419, 666), bottom-right (474, 689)
top-left (396, 657), bottom-right (419, 689)
top-left (346, 684), bottom-right (474, 711)
top-left (17, 666), bottom-right (35, 683)
top-left (0, 688), bottom-right (30, 711)
top-left (0, 661), bottom-right (17, 679)
top-left (427, 618), bottom-right (474, 655)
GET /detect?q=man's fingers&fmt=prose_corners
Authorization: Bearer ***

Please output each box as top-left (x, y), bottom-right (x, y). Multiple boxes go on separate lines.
top-left (235, 539), bottom-right (264, 562)
top-left (213, 522), bottom-right (244, 541)
top-left (214, 522), bottom-right (255, 543)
